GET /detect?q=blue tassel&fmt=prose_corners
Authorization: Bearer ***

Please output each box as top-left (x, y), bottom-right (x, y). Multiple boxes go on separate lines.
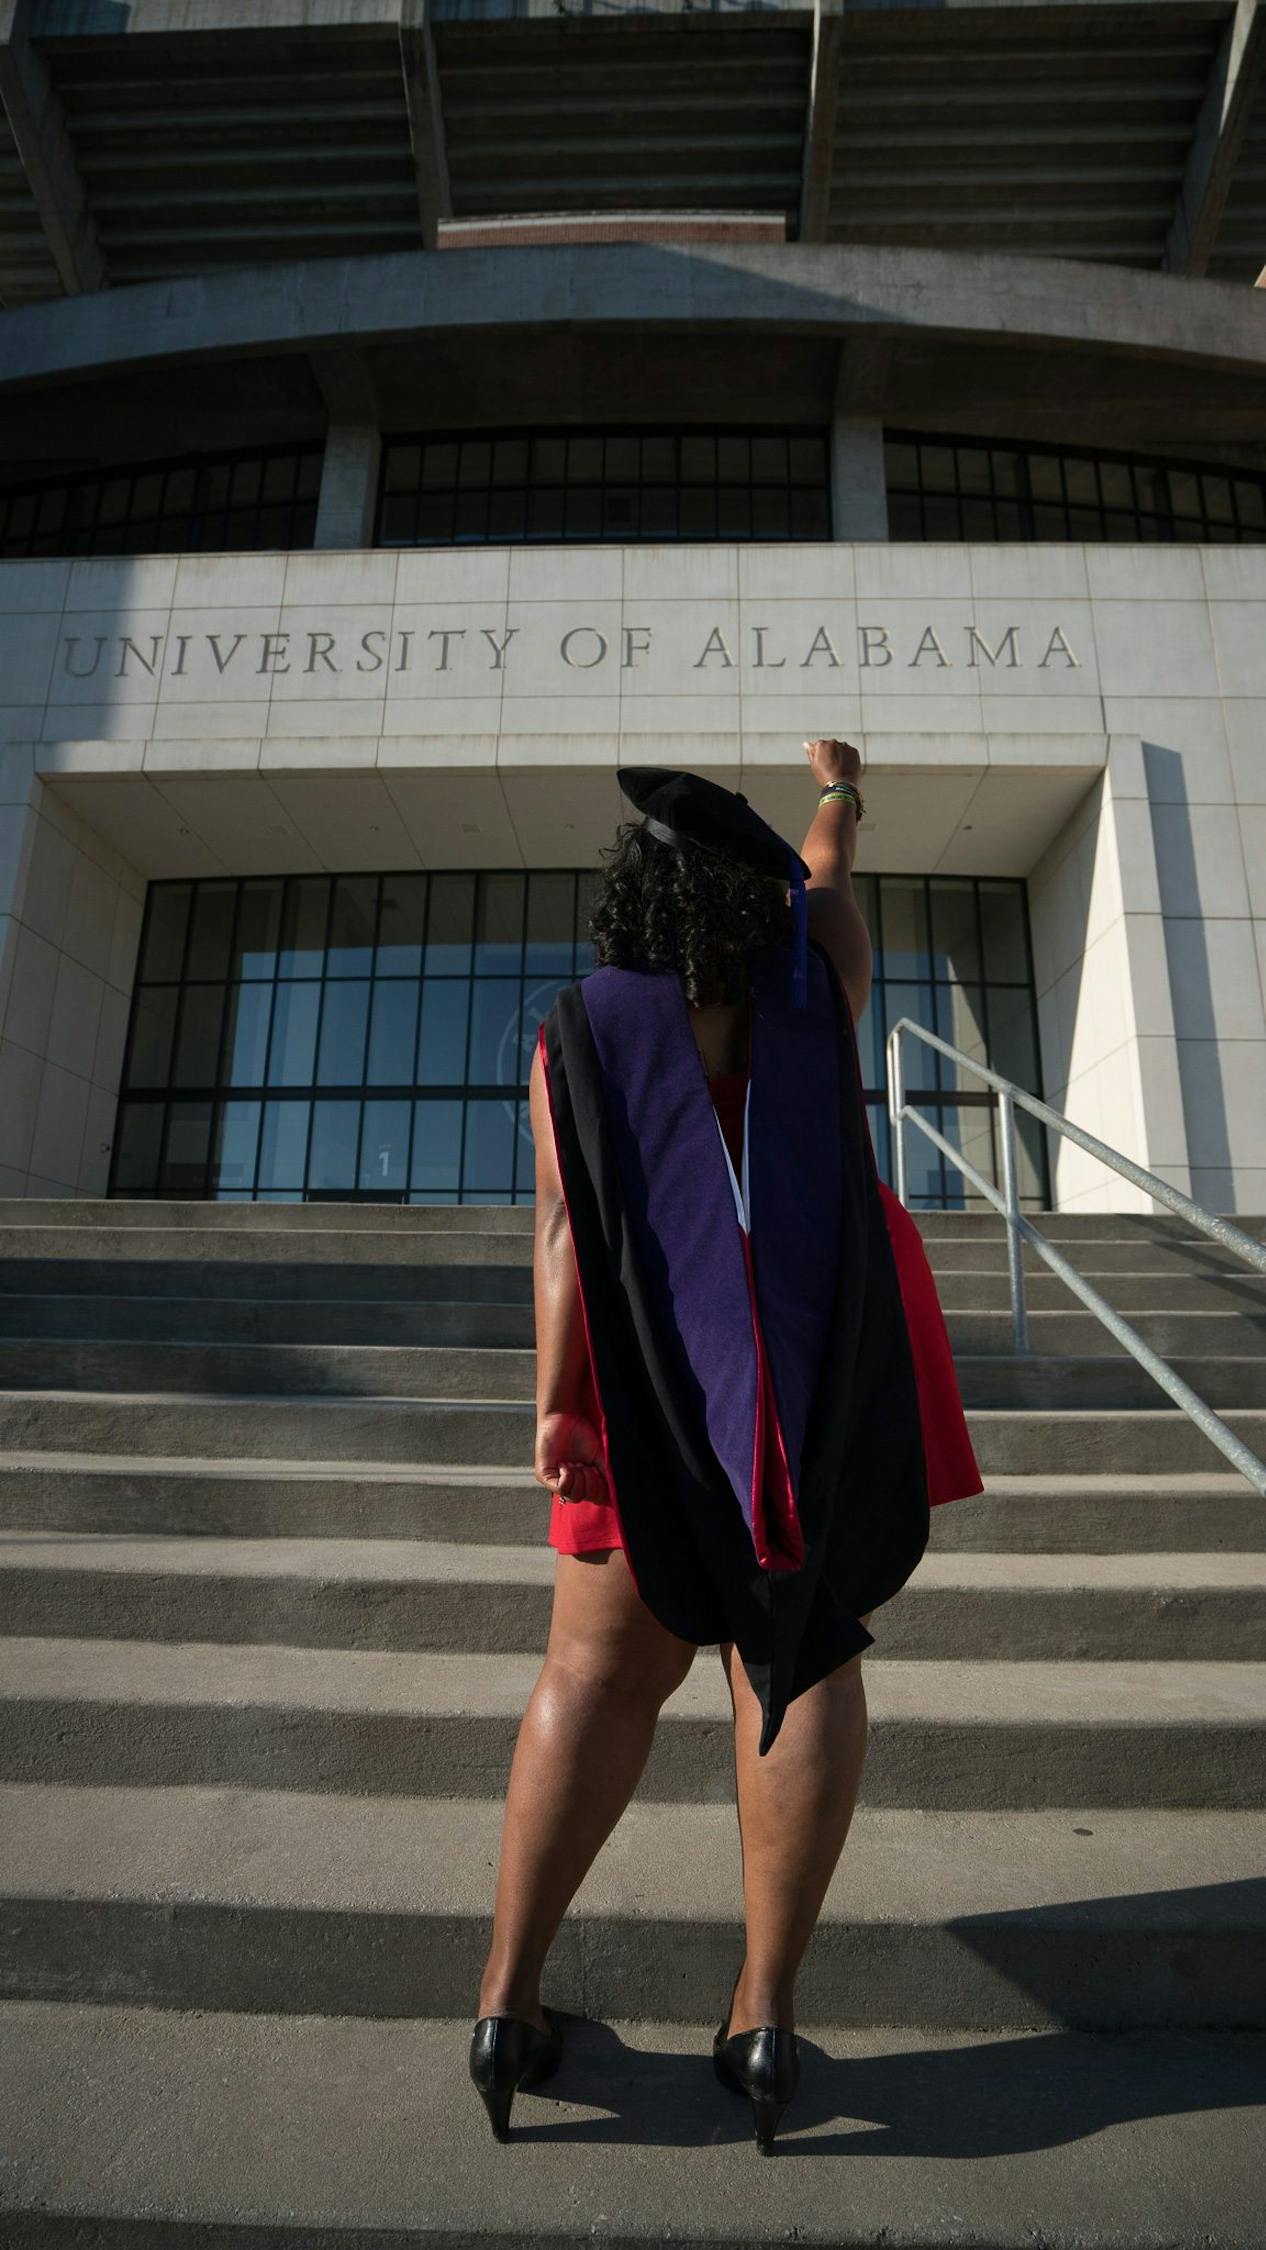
top-left (786, 846), bottom-right (808, 1010)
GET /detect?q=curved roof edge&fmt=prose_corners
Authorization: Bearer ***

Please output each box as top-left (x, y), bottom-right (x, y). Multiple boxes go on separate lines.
top-left (1, 243), bottom-right (1264, 393)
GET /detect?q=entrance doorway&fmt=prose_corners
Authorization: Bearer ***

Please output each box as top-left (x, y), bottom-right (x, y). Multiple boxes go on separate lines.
top-left (108, 866), bottom-right (1048, 1207)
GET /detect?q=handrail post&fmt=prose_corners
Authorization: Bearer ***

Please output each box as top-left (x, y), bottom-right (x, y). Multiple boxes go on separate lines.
top-left (887, 1025), bottom-right (908, 1208)
top-left (997, 1087), bottom-right (1029, 1354)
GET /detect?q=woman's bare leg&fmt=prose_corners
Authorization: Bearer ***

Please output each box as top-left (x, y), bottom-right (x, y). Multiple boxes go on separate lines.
top-left (718, 1613), bottom-right (874, 2038)
top-left (477, 1546), bottom-right (697, 2031)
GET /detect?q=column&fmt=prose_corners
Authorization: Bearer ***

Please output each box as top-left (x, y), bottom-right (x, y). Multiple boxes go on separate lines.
top-left (829, 416), bottom-right (888, 541)
top-left (314, 423), bottom-right (383, 550)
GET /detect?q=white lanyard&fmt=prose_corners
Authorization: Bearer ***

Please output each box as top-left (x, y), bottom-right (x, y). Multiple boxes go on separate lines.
top-left (712, 1080), bottom-right (752, 1235)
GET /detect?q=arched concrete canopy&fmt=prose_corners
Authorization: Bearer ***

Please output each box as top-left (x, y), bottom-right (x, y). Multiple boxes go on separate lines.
top-left (2, 243), bottom-right (1265, 393)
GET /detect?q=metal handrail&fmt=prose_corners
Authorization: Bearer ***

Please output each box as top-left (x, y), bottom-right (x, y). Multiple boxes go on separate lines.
top-left (885, 1016), bottom-right (1266, 1498)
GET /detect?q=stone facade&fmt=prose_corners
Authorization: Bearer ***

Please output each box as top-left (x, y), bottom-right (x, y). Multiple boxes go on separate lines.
top-left (0, 540), bottom-right (1262, 1210)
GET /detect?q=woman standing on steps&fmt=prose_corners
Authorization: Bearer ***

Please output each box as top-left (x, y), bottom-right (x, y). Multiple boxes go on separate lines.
top-left (470, 739), bottom-right (983, 2151)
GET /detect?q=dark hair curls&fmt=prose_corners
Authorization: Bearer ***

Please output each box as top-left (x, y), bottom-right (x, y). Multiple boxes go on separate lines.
top-left (585, 819), bottom-right (793, 1007)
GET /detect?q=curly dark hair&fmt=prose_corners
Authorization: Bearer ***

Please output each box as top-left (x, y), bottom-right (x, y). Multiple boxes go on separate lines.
top-left (586, 819), bottom-right (794, 1007)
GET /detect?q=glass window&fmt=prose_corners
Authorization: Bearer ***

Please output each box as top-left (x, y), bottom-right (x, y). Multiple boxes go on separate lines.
top-left (160, 1101), bottom-right (212, 1195)
top-left (853, 989), bottom-right (885, 1093)
top-left (138, 884), bottom-right (191, 983)
top-left (112, 1103), bottom-right (164, 1195)
top-left (411, 1099), bottom-right (464, 1193)
top-left (259, 1100), bottom-right (310, 1192)
top-left (567, 435), bottom-right (603, 482)
top-left (883, 983), bottom-right (938, 1092)
top-left (125, 989), bottom-right (179, 1088)
top-left (0, 444), bottom-right (322, 560)
top-left (878, 879), bottom-right (930, 980)
top-left (171, 985), bottom-right (226, 1088)
top-left (929, 879), bottom-right (981, 984)
top-left (327, 877), bottom-right (377, 976)
top-left (898, 1110), bottom-right (945, 1204)
top-left (377, 874), bottom-right (428, 975)
top-left (211, 1101), bottom-right (261, 1196)
top-left (464, 1097), bottom-right (516, 1191)
top-left (309, 1101), bottom-right (360, 1191)
top-left (278, 878), bottom-right (330, 978)
top-left (358, 1100), bottom-right (410, 1193)
top-left (372, 426), bottom-right (831, 546)
top-left (979, 882), bottom-right (1030, 985)
top-left (425, 874), bottom-right (475, 976)
top-left (467, 979), bottom-right (522, 1084)
top-left (934, 984), bottom-right (988, 1092)
top-left (943, 1104), bottom-right (997, 1205)
top-left (679, 488), bottom-right (717, 538)
top-left (564, 488), bottom-right (601, 539)
top-left (987, 988), bottom-right (1040, 1090)
top-left (222, 984), bottom-right (273, 1088)
top-left (367, 980), bottom-right (420, 1084)
top-left (268, 982), bottom-right (321, 1085)
top-left (882, 427), bottom-right (1266, 545)
top-left (494, 437), bottom-right (530, 484)
top-left (234, 880), bottom-right (283, 981)
top-left (316, 982), bottom-right (370, 1086)
top-left (113, 870), bottom-right (1045, 1207)
top-left (475, 873), bottom-right (525, 974)
top-left (418, 980), bottom-right (471, 1084)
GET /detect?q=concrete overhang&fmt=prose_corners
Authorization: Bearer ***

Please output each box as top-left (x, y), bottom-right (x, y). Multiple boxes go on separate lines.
top-left (2, 242), bottom-right (1265, 395)
top-left (32, 736), bottom-right (1105, 885)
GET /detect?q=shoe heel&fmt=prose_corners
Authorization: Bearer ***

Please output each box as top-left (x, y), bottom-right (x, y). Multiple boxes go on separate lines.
top-left (476, 2083), bottom-right (514, 2142)
top-left (470, 2010), bottom-right (561, 2142)
top-left (750, 2090), bottom-right (790, 2154)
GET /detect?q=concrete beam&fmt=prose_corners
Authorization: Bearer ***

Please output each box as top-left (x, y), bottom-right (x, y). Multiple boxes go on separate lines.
top-left (1164, 0), bottom-right (1266, 277)
top-left (3, 243), bottom-right (1266, 399)
top-left (0, 0), bottom-right (105, 297)
top-left (398, 0), bottom-right (450, 250)
top-left (798, 0), bottom-right (844, 245)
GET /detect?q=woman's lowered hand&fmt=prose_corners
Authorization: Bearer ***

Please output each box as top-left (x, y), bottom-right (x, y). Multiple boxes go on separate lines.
top-left (535, 1409), bottom-right (608, 1503)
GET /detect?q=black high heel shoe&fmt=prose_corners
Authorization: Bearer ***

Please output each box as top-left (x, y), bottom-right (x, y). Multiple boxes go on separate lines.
top-left (713, 2016), bottom-right (801, 2153)
top-left (469, 2007), bottom-right (562, 2140)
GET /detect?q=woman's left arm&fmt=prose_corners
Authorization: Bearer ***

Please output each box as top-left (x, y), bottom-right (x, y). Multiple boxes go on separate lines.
top-left (528, 1040), bottom-right (608, 1503)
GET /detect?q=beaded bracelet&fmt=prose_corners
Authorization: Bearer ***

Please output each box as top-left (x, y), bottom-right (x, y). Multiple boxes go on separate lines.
top-left (818, 779), bottom-right (865, 820)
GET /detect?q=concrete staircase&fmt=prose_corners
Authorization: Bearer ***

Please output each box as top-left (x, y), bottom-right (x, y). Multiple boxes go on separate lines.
top-left (0, 1198), bottom-right (1264, 2248)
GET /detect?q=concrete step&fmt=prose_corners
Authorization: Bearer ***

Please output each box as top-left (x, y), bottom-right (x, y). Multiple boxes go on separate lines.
top-left (0, 1196), bottom-right (537, 1234)
top-left (3, 1258), bottom-right (1263, 1325)
top-left (2, 1786), bottom-right (1263, 2032)
top-left (0, 1293), bottom-right (537, 1347)
top-left (3, 1292), bottom-right (1265, 1357)
top-left (3, 1388), bottom-right (1264, 1472)
top-left (3, 1339), bottom-right (1266, 1411)
top-left (5, 1197), bottom-right (1261, 1243)
top-left (0, 1256), bottom-right (536, 1304)
top-left (2, 1535), bottom-right (1263, 1662)
top-left (0, 1226), bottom-right (537, 1268)
top-left (0, 1454), bottom-right (1260, 1551)
top-left (1, 1226), bottom-right (1264, 1283)
top-left (1, 2001), bottom-right (1263, 2247)
top-left (1, 1639), bottom-right (1262, 1807)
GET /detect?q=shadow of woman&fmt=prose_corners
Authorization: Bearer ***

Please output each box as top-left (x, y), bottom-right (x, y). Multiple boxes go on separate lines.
top-left (505, 2012), bottom-right (1266, 2158)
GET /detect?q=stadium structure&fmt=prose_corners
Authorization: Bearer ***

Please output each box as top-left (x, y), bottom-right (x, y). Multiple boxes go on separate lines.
top-left (1, 0), bottom-right (1265, 1211)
